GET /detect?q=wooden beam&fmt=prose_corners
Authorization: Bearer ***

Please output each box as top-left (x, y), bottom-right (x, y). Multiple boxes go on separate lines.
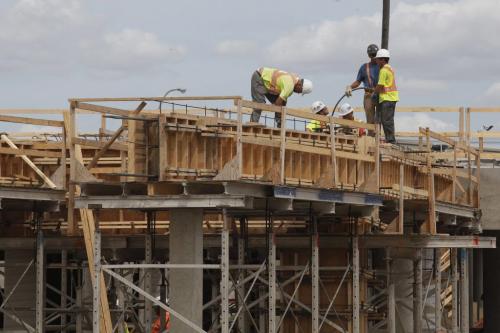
top-left (468, 107), bottom-right (500, 113)
top-left (87, 102), bottom-right (146, 170)
top-left (0, 115), bottom-right (64, 127)
top-left (75, 146), bottom-right (113, 333)
top-left (0, 147), bottom-right (62, 158)
top-left (72, 138), bottom-right (128, 151)
top-left (75, 102), bottom-right (151, 119)
top-left (70, 96), bottom-right (242, 102)
top-left (418, 127), bottom-right (478, 155)
top-left (0, 134), bottom-right (57, 189)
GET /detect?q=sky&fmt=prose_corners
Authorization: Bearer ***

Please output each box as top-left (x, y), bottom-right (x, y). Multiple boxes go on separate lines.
top-left (1, 0), bottom-right (500, 135)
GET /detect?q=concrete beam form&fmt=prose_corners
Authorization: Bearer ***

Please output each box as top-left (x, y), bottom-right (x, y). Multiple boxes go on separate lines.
top-left (75, 194), bottom-right (253, 209)
top-left (0, 235), bottom-right (494, 250)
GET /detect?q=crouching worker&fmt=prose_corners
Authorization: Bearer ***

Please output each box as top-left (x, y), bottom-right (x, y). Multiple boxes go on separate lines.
top-left (307, 101), bottom-right (330, 133)
top-left (251, 67), bottom-right (313, 127)
top-left (335, 103), bottom-right (366, 136)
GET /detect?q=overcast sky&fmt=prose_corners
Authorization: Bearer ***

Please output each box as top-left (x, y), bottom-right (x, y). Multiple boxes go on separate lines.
top-left (1, 0), bottom-right (500, 133)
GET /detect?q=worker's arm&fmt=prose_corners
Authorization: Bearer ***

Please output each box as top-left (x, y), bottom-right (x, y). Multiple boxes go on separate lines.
top-left (274, 97), bottom-right (286, 106)
top-left (373, 67), bottom-right (387, 94)
top-left (277, 76), bottom-right (295, 103)
top-left (374, 84), bottom-right (384, 94)
top-left (350, 80), bottom-right (361, 89)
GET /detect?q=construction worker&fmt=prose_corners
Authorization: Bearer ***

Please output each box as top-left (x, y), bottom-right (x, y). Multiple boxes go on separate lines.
top-left (152, 306), bottom-right (170, 333)
top-left (307, 101), bottom-right (329, 133)
top-left (251, 67), bottom-right (313, 127)
top-left (373, 49), bottom-right (399, 144)
top-left (336, 103), bottom-right (366, 136)
top-left (345, 44), bottom-right (380, 131)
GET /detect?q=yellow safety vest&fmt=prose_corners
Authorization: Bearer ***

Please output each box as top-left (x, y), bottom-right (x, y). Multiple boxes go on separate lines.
top-left (306, 120), bottom-right (323, 132)
top-left (258, 67), bottom-right (299, 101)
top-left (378, 64), bottom-right (399, 103)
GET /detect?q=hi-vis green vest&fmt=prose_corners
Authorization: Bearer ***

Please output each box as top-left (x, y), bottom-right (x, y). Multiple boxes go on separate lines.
top-left (258, 67), bottom-right (299, 101)
top-left (378, 64), bottom-right (399, 103)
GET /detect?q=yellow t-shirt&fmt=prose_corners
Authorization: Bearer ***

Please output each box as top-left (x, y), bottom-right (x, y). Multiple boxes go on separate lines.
top-left (378, 64), bottom-right (399, 103)
top-left (259, 67), bottom-right (298, 101)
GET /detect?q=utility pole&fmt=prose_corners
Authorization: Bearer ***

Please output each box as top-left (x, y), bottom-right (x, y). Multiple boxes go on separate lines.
top-left (382, 0), bottom-right (390, 49)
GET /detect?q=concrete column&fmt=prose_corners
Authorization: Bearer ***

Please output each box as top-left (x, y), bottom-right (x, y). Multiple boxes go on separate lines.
top-left (393, 250), bottom-right (414, 333)
top-left (4, 250), bottom-right (36, 331)
top-left (169, 208), bottom-right (203, 332)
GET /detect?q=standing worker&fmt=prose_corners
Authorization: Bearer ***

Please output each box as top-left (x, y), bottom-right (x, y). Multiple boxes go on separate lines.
top-left (345, 44), bottom-right (380, 132)
top-left (373, 49), bottom-right (399, 144)
top-left (251, 67), bottom-right (313, 127)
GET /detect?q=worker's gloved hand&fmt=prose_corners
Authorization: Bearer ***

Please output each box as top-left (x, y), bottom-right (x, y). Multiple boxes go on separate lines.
top-left (345, 85), bottom-right (352, 97)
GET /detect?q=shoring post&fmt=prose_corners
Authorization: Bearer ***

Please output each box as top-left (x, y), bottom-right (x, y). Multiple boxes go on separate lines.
top-left (434, 249), bottom-right (442, 332)
top-left (414, 248), bottom-right (423, 333)
top-left (117, 278), bottom-right (126, 333)
top-left (238, 218), bottom-right (248, 332)
top-left (459, 249), bottom-right (469, 333)
top-left (386, 248), bottom-right (396, 333)
top-left (144, 230), bottom-right (153, 330)
top-left (352, 235), bottom-right (360, 333)
top-left (268, 217), bottom-right (277, 333)
top-left (61, 250), bottom-right (68, 333)
top-left (220, 208), bottom-right (230, 333)
top-left (36, 230), bottom-right (45, 333)
top-left (451, 248), bottom-right (459, 333)
top-left (76, 285), bottom-right (83, 333)
top-left (311, 217), bottom-right (320, 332)
top-left (93, 230), bottom-right (102, 333)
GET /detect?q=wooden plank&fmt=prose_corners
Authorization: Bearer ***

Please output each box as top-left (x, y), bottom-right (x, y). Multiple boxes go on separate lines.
top-left (72, 138), bottom-right (128, 151)
top-left (330, 115), bottom-right (337, 187)
top-left (0, 134), bottom-right (57, 189)
top-left (75, 102), bottom-right (151, 119)
top-left (0, 115), bottom-right (64, 127)
top-left (236, 99), bottom-right (243, 179)
top-left (240, 136), bottom-right (375, 162)
top-left (468, 107), bottom-right (500, 113)
top-left (418, 127), bottom-right (478, 155)
top-left (392, 184), bottom-right (429, 197)
top-left (0, 147), bottom-right (62, 158)
top-left (65, 107), bottom-right (76, 236)
top-left (71, 96), bottom-right (242, 102)
top-left (459, 107), bottom-right (465, 144)
top-left (280, 107), bottom-right (286, 184)
top-left (333, 117), bottom-right (376, 130)
top-left (158, 114), bottom-right (167, 181)
top-left (87, 102), bottom-right (146, 170)
top-left (398, 164), bottom-right (404, 234)
top-left (238, 99), bottom-right (283, 114)
top-left (75, 146), bottom-right (112, 333)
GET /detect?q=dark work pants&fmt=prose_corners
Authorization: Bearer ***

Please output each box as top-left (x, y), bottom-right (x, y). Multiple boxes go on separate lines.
top-left (250, 70), bottom-right (282, 127)
top-left (379, 101), bottom-right (397, 143)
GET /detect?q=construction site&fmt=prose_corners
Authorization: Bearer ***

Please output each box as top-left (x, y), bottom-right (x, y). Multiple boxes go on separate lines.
top-left (1, 1), bottom-right (500, 333)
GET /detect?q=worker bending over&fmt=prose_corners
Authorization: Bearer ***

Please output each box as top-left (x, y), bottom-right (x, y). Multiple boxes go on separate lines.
top-left (345, 44), bottom-right (380, 131)
top-left (307, 101), bottom-right (329, 133)
top-left (251, 67), bottom-right (313, 127)
top-left (373, 49), bottom-right (399, 144)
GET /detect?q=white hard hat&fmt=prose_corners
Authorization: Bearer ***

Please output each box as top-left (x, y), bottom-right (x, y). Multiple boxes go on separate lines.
top-left (374, 48), bottom-right (390, 58)
top-left (301, 79), bottom-right (313, 95)
top-left (311, 101), bottom-right (326, 114)
top-left (337, 103), bottom-right (354, 116)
